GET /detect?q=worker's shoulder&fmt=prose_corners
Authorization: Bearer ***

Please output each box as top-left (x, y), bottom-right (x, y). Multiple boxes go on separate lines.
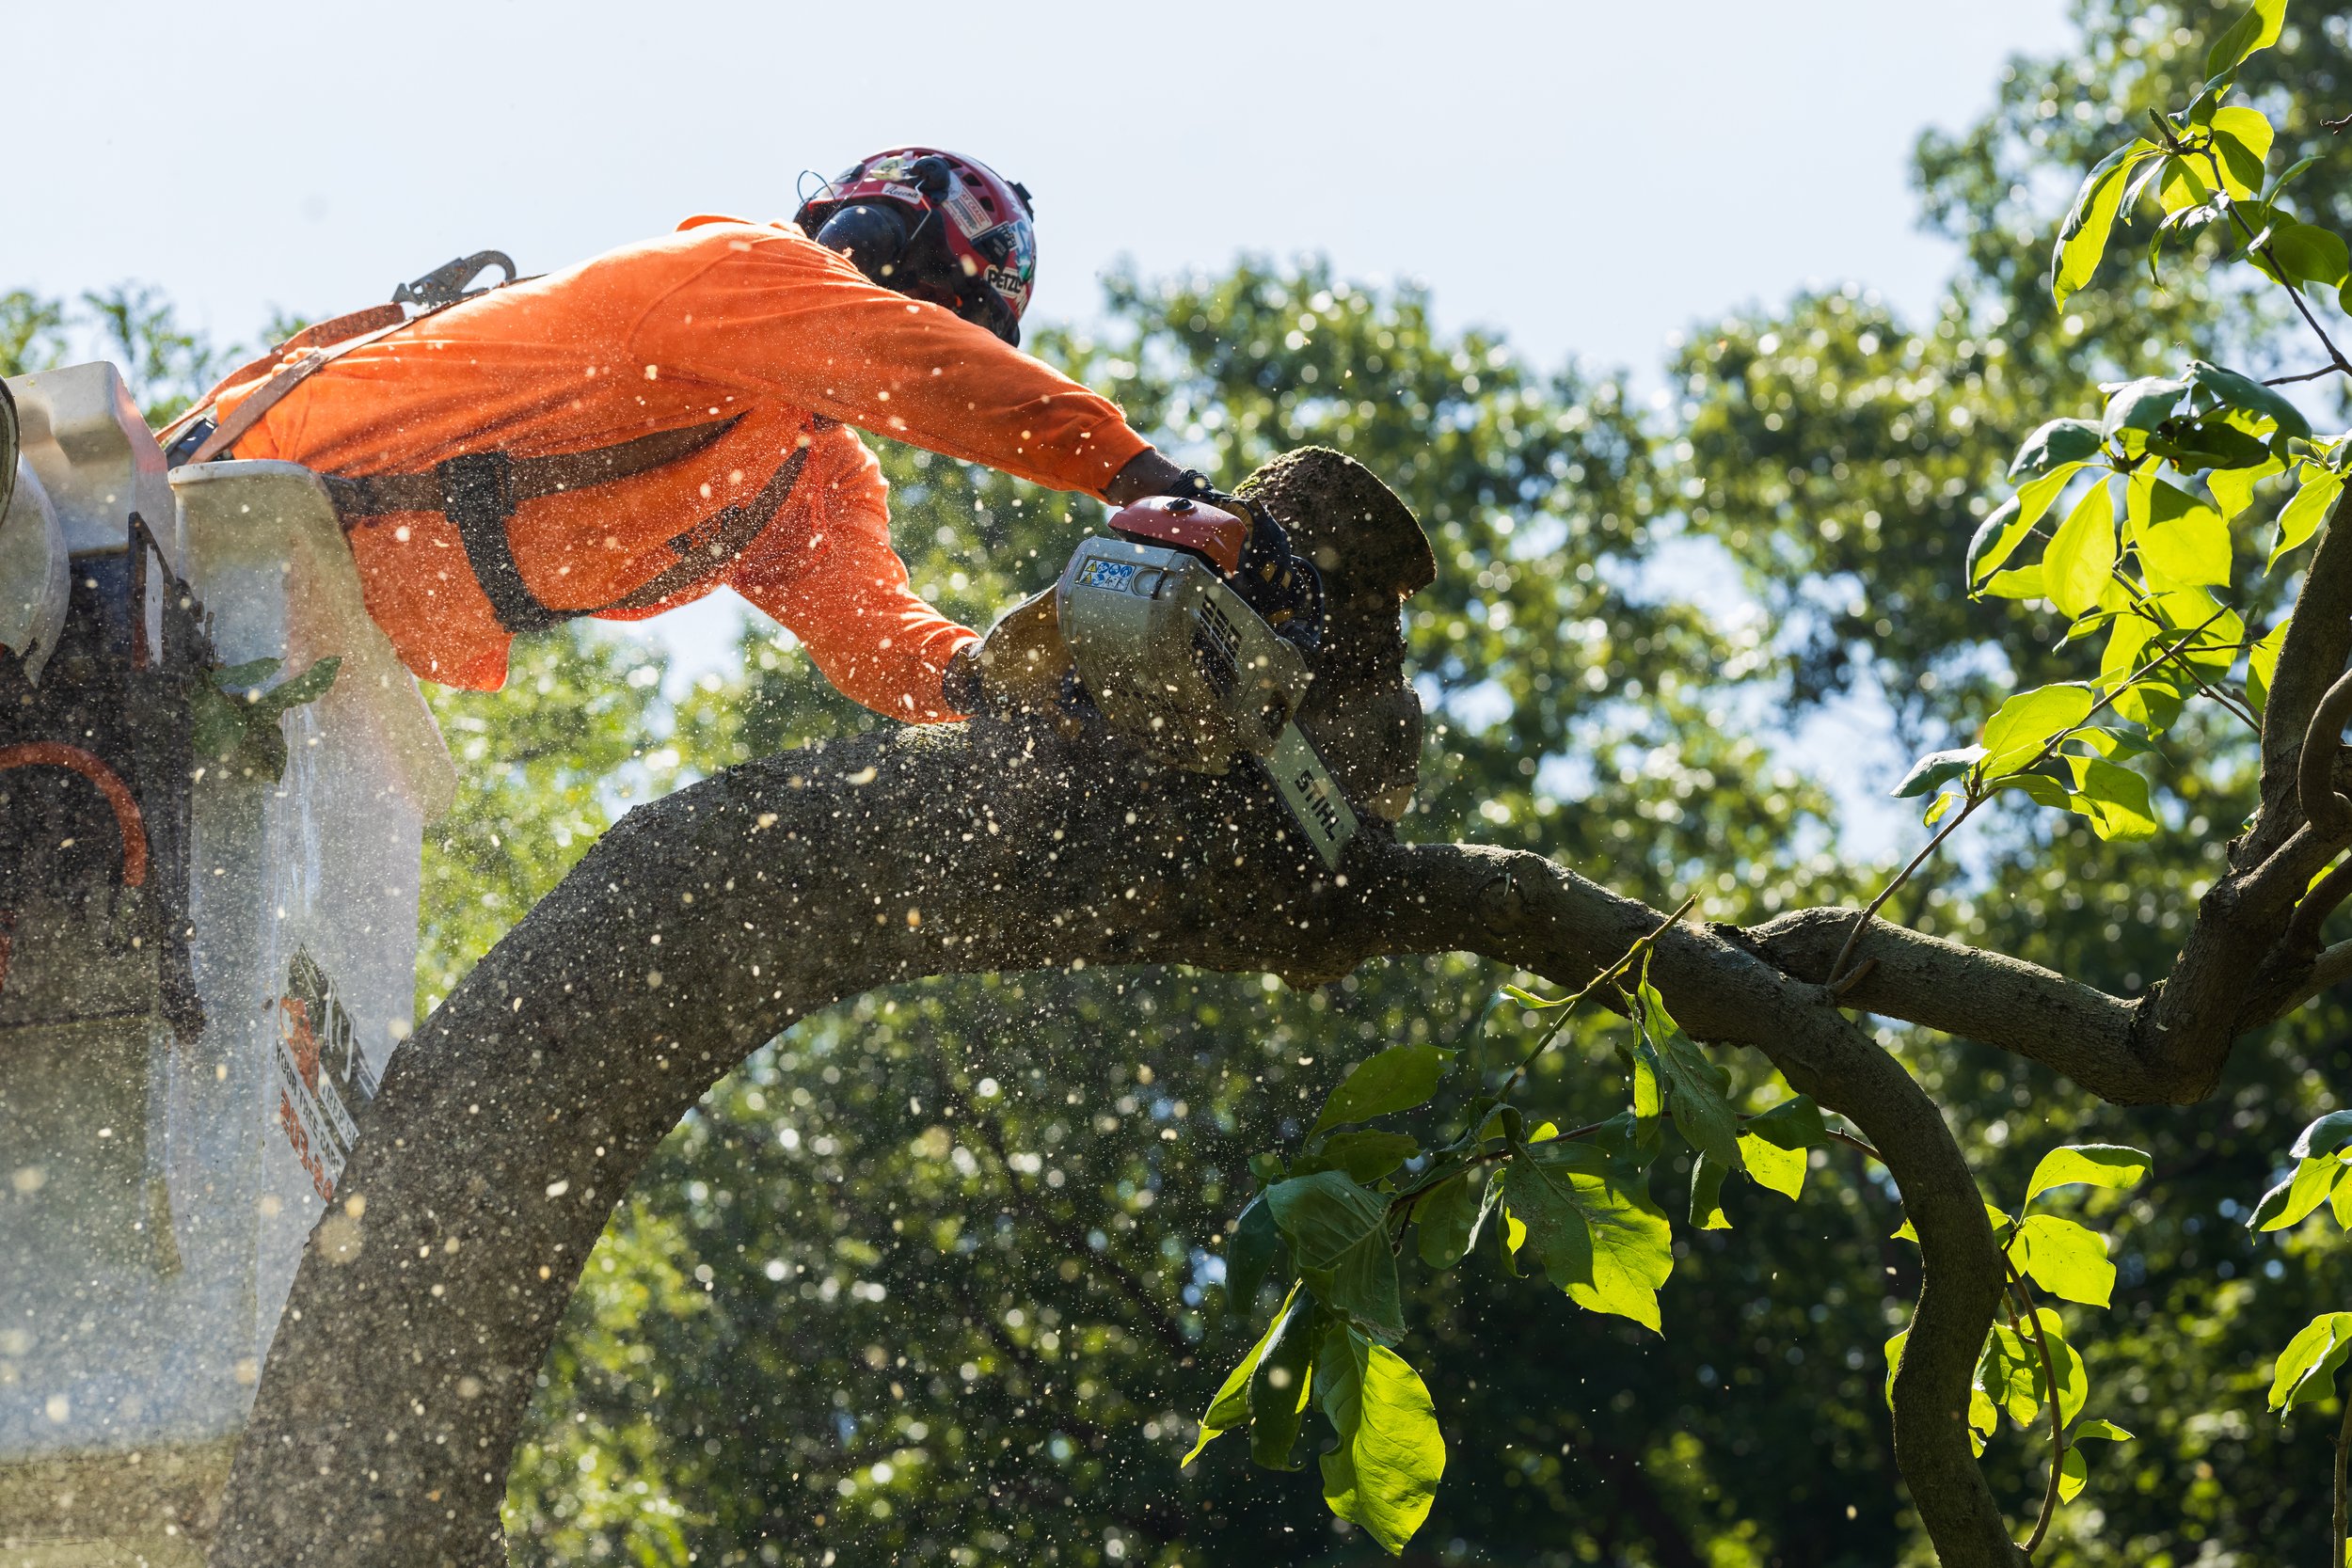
top-left (556, 216), bottom-right (817, 283)
top-left (665, 214), bottom-right (822, 260)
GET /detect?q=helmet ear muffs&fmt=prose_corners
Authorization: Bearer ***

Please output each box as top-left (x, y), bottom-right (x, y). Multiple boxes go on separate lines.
top-left (813, 202), bottom-right (911, 283)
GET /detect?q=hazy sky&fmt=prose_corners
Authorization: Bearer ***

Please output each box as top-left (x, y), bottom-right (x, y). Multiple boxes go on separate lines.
top-left (10, 0), bottom-right (2072, 373)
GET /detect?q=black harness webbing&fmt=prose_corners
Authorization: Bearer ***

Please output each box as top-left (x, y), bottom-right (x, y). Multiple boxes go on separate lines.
top-left (325, 417), bottom-right (830, 635)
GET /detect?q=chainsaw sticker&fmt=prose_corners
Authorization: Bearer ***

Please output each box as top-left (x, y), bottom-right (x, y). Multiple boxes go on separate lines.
top-left (270, 946), bottom-right (380, 1201)
top-left (1075, 559), bottom-right (1138, 593)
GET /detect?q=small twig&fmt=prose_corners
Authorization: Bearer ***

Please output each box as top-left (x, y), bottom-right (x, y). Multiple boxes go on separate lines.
top-left (1828, 956), bottom-right (1879, 998)
top-left (2290, 857), bottom-right (2352, 952)
top-left (1823, 1126), bottom-right (1884, 1164)
top-left (2325, 112), bottom-right (2352, 135)
top-left (1828, 607), bottom-right (2234, 990)
top-left (2008, 1267), bottom-right (2068, 1556)
top-left (2333, 1387), bottom-right (2351, 1568)
top-left (1825, 802), bottom-right (1979, 987)
top-left (2300, 667), bottom-right (2352, 841)
top-left (1493, 895), bottom-right (1696, 1104)
top-left (2185, 137), bottom-right (2352, 375)
top-left (2266, 365), bottom-right (2347, 387)
top-left (2115, 595), bottom-right (2261, 734)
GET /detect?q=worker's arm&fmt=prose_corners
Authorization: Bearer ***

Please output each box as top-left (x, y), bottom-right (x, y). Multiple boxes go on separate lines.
top-left (726, 432), bottom-right (977, 723)
top-left (632, 225), bottom-right (1164, 500)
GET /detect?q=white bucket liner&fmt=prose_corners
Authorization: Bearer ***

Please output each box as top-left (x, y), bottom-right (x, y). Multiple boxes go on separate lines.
top-left (0, 370), bottom-right (453, 1564)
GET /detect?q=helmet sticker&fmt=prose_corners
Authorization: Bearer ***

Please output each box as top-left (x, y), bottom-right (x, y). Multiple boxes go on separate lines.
top-left (944, 182), bottom-right (994, 239)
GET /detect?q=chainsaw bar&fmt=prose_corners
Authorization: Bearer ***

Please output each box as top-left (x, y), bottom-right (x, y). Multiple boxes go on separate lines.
top-left (1263, 721), bottom-right (1358, 869)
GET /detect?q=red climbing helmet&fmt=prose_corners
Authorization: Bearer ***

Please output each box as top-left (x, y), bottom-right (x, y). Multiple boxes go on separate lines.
top-left (794, 148), bottom-right (1038, 345)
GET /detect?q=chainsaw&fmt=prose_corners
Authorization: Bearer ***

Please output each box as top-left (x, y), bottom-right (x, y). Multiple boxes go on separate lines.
top-left (1050, 495), bottom-right (1359, 870)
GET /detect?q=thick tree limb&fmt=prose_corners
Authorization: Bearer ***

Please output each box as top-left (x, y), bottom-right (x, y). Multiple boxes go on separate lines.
top-left (214, 451), bottom-right (2023, 1568)
top-left (1747, 910), bottom-right (2150, 1100)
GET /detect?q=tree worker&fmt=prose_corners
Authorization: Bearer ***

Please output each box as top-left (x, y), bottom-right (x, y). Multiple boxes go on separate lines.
top-left (156, 147), bottom-right (1314, 721)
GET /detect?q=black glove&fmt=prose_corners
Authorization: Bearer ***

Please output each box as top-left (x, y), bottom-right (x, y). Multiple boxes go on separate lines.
top-left (1167, 473), bottom-right (1324, 650)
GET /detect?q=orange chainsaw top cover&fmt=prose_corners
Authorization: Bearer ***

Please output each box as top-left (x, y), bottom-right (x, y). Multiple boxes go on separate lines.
top-left (202, 214), bottom-right (1153, 718)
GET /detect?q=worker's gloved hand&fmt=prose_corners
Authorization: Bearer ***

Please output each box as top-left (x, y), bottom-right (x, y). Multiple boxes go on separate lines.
top-left (942, 588), bottom-right (1073, 716)
top-left (1168, 474), bottom-right (1324, 651)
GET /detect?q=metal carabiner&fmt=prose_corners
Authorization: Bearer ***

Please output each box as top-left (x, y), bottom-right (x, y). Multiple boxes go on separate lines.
top-left (390, 250), bottom-right (517, 311)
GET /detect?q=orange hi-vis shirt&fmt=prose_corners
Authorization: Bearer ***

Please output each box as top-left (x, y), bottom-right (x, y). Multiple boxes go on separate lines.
top-left (202, 214), bottom-right (1153, 717)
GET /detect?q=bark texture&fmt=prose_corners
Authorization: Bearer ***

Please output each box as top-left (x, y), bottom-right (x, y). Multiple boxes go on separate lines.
top-left (215, 446), bottom-right (2352, 1568)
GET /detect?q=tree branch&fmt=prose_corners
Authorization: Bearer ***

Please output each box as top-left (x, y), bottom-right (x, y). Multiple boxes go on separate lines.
top-left (212, 451), bottom-right (2039, 1568)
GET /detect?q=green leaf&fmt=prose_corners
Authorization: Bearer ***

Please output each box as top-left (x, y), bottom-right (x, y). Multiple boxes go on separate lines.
top-left (2186, 358), bottom-right (2313, 440)
top-left (2043, 479), bottom-right (2119, 618)
top-left (1967, 497), bottom-right (2031, 587)
top-left (1650, 1016), bottom-right (1740, 1171)
top-left (2066, 755), bottom-right (2160, 842)
top-left (2074, 1417), bottom-right (2135, 1442)
top-left (1224, 1195), bottom-right (1280, 1311)
top-left (1738, 1133), bottom-right (1807, 1200)
top-left (2266, 221), bottom-right (2352, 296)
top-left (1690, 1150), bottom-right (1731, 1230)
top-left (1184, 1282), bottom-right (1299, 1465)
top-left (1413, 1170), bottom-right (1487, 1270)
top-left (2272, 467), bottom-right (2344, 570)
top-left (2026, 1144), bottom-right (2153, 1203)
top-left (2269, 1311), bottom-right (2352, 1414)
top-left (1311, 1044), bottom-right (1452, 1135)
top-left (1248, 1295), bottom-right (1316, 1471)
top-left (197, 656), bottom-right (342, 786)
top-left (1504, 1142), bottom-right (1675, 1330)
top-left (1979, 684), bottom-right (2097, 779)
top-left (1264, 1172), bottom-right (1404, 1338)
top-left (2147, 413), bottom-right (2276, 472)
top-left (2208, 104), bottom-right (2275, 198)
top-left (2211, 452), bottom-right (2287, 518)
top-left (2130, 474), bottom-right (2233, 590)
top-left (2010, 1213), bottom-right (2117, 1307)
top-left (2026, 1308), bottom-right (2090, 1426)
top-left (2057, 1446), bottom-right (2090, 1502)
top-left (2010, 419), bottom-right (2106, 481)
top-left (189, 682), bottom-right (249, 767)
top-left (1739, 1095), bottom-right (1823, 1200)
top-left (2252, 1155), bottom-right (2345, 1231)
top-left (2248, 620), bottom-right (2290, 719)
top-left (2054, 142), bottom-right (2156, 306)
top-left (2204, 0), bottom-right (2286, 79)
top-left (256, 654), bottom-right (341, 717)
top-left (1883, 1328), bottom-right (1908, 1411)
top-left (2102, 376), bottom-right (2187, 439)
top-left (1980, 563), bottom-right (2047, 601)
top-left (1744, 1095), bottom-right (1827, 1149)
top-left (1982, 1324), bottom-right (2042, 1427)
top-left (1500, 982), bottom-right (1562, 1009)
top-left (1314, 1323), bottom-right (1445, 1556)
top-left (1891, 746), bottom-right (1985, 800)
top-left (211, 657), bottom-right (283, 690)
top-left (2293, 1111), bottom-right (2352, 1160)
top-left (1308, 1131), bottom-right (1420, 1186)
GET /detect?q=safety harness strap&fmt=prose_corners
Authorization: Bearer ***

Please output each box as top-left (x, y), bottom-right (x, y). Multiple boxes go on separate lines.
top-left (324, 417), bottom-right (826, 636)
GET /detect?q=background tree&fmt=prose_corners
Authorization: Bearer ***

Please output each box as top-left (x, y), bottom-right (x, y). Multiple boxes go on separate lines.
top-left (20, 6), bottom-right (2352, 1560)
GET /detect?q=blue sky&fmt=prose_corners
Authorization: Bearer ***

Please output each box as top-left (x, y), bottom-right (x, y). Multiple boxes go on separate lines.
top-left (12, 1), bottom-right (2071, 372)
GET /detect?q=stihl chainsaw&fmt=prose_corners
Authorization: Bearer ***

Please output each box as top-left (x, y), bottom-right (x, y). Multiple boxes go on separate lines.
top-left (1052, 495), bottom-right (1359, 870)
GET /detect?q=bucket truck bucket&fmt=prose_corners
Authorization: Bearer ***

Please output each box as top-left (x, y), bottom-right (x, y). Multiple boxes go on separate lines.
top-left (0, 364), bottom-right (455, 1565)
